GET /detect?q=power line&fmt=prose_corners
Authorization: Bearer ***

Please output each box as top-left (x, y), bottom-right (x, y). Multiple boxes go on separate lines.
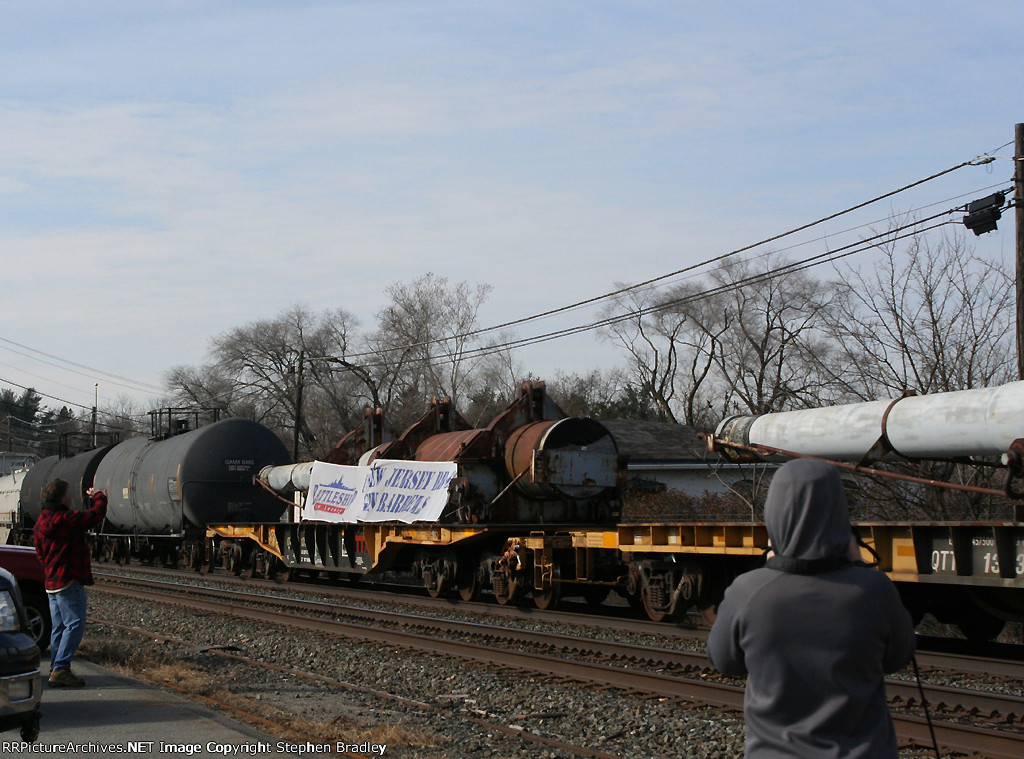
top-left (0, 337), bottom-right (164, 394)
top-left (0, 376), bottom-right (92, 412)
top-left (446, 218), bottom-right (961, 364)
top-left (9, 147), bottom-right (1010, 414)
top-left (163, 161), bottom-right (1013, 417)
top-left (340, 154), bottom-right (1002, 364)
top-left (0, 376), bottom-right (146, 429)
top-left (313, 211), bottom-right (961, 373)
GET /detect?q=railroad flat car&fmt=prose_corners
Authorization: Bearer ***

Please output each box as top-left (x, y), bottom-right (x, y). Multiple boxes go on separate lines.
top-left (208, 381), bottom-right (1024, 640)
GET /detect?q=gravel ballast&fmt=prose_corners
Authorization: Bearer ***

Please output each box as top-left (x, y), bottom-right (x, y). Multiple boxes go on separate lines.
top-left (84, 591), bottom-right (746, 758)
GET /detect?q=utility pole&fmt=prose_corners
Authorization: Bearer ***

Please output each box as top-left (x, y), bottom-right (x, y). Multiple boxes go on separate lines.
top-left (91, 383), bottom-right (98, 448)
top-left (292, 350), bottom-right (304, 461)
top-left (1017, 122), bottom-right (1024, 380)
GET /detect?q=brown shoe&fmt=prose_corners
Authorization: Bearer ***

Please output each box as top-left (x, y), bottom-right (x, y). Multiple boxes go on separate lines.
top-left (48, 669), bottom-right (85, 688)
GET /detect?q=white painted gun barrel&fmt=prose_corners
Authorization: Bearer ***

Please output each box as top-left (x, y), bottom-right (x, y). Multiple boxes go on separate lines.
top-left (257, 462), bottom-right (315, 494)
top-left (713, 381), bottom-right (1024, 461)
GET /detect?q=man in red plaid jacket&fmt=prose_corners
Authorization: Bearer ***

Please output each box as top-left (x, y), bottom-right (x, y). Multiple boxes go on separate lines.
top-left (33, 478), bottom-right (107, 688)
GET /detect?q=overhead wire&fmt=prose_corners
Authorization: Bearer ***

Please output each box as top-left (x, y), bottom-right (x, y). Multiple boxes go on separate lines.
top-left (577, 178), bottom-right (1014, 319)
top-left (0, 375), bottom-right (145, 430)
top-left (0, 337), bottom-right (164, 395)
top-left (333, 183), bottom-right (1011, 371)
top-left (400, 215), bottom-right (960, 366)
top-left (1, 145), bottom-right (1013, 413)
top-left (339, 153), bottom-right (1009, 365)
top-left (0, 376), bottom-right (94, 413)
top-left (0, 358), bottom-right (113, 400)
top-left (305, 209), bottom-right (962, 376)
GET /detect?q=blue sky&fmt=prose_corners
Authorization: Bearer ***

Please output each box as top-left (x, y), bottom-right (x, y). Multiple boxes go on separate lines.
top-left (1, 1), bottom-right (1021, 414)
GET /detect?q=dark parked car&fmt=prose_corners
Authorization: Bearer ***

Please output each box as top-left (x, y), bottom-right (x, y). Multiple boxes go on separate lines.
top-left (0, 546), bottom-right (51, 650)
top-left (0, 564), bottom-right (41, 741)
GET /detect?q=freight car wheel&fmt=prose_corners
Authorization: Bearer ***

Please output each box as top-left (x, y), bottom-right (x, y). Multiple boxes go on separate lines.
top-left (265, 557), bottom-right (284, 582)
top-left (421, 553), bottom-right (456, 598)
top-left (492, 568), bottom-right (521, 605)
top-left (458, 581), bottom-right (479, 602)
top-left (532, 584), bottom-right (560, 610)
top-left (186, 543), bottom-right (204, 572)
top-left (641, 587), bottom-right (677, 623)
top-left (221, 542), bottom-right (244, 576)
top-left (244, 549), bottom-right (271, 580)
top-left (532, 565), bottom-right (561, 611)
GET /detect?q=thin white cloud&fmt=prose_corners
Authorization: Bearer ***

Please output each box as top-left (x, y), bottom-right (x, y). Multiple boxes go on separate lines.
top-left (0, 2), bottom-right (1020, 410)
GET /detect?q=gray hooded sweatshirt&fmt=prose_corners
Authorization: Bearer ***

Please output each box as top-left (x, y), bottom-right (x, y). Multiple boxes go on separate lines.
top-left (707, 459), bottom-right (916, 758)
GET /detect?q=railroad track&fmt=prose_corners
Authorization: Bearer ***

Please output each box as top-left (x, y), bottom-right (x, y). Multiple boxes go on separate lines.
top-left (93, 571), bottom-right (1024, 758)
top-left (88, 618), bottom-right (624, 759)
top-left (97, 562), bottom-right (699, 638)
top-left (94, 574), bottom-right (744, 706)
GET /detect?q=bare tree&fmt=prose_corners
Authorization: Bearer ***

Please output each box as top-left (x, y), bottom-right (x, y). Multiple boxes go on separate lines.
top-left (821, 227), bottom-right (1014, 400)
top-left (366, 273), bottom-right (504, 426)
top-left (598, 282), bottom-right (718, 427)
top-left (97, 394), bottom-right (149, 439)
top-left (545, 368), bottom-right (653, 419)
top-left (164, 364), bottom-right (243, 414)
top-left (461, 336), bottom-right (523, 426)
top-left (163, 275), bottom-right (510, 450)
top-left (696, 254), bottom-right (835, 416)
top-left (599, 254), bottom-right (830, 427)
top-left (166, 304), bottom-right (362, 458)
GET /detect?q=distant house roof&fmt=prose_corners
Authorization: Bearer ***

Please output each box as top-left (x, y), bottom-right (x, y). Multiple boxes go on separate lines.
top-left (0, 452), bottom-right (37, 477)
top-left (600, 419), bottom-right (709, 463)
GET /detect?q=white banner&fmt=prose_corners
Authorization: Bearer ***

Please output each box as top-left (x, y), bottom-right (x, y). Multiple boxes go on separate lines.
top-left (304, 459), bottom-right (457, 524)
top-left (304, 461), bottom-right (365, 522)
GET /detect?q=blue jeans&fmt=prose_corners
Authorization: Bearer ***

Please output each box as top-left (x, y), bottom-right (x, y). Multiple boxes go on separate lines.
top-left (47, 581), bottom-right (87, 672)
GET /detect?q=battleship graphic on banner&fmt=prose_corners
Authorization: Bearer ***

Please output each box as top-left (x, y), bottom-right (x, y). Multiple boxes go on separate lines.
top-left (312, 477), bottom-right (358, 516)
top-left (305, 459), bottom-right (458, 524)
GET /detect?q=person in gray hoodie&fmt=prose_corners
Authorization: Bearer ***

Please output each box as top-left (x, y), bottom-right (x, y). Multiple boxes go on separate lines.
top-left (707, 458), bottom-right (916, 758)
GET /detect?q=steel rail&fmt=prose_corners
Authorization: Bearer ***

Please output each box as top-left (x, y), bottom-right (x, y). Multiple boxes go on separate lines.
top-left (915, 648), bottom-right (1024, 680)
top-left (96, 573), bottom-right (703, 665)
top-left (95, 581), bottom-right (747, 707)
top-left (95, 565), bottom-right (701, 638)
top-left (94, 573), bottom-right (1024, 724)
top-left (95, 576), bottom-right (1024, 758)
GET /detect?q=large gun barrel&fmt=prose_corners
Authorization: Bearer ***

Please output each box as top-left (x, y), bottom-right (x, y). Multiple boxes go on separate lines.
top-left (258, 462), bottom-right (315, 494)
top-left (712, 381), bottom-right (1024, 463)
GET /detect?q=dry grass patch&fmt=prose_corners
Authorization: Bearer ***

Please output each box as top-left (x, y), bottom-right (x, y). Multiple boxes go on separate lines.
top-left (81, 630), bottom-right (439, 752)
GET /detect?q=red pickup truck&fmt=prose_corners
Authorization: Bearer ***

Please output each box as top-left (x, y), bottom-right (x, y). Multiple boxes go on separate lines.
top-left (0, 547), bottom-right (43, 741)
top-left (0, 546), bottom-right (50, 650)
